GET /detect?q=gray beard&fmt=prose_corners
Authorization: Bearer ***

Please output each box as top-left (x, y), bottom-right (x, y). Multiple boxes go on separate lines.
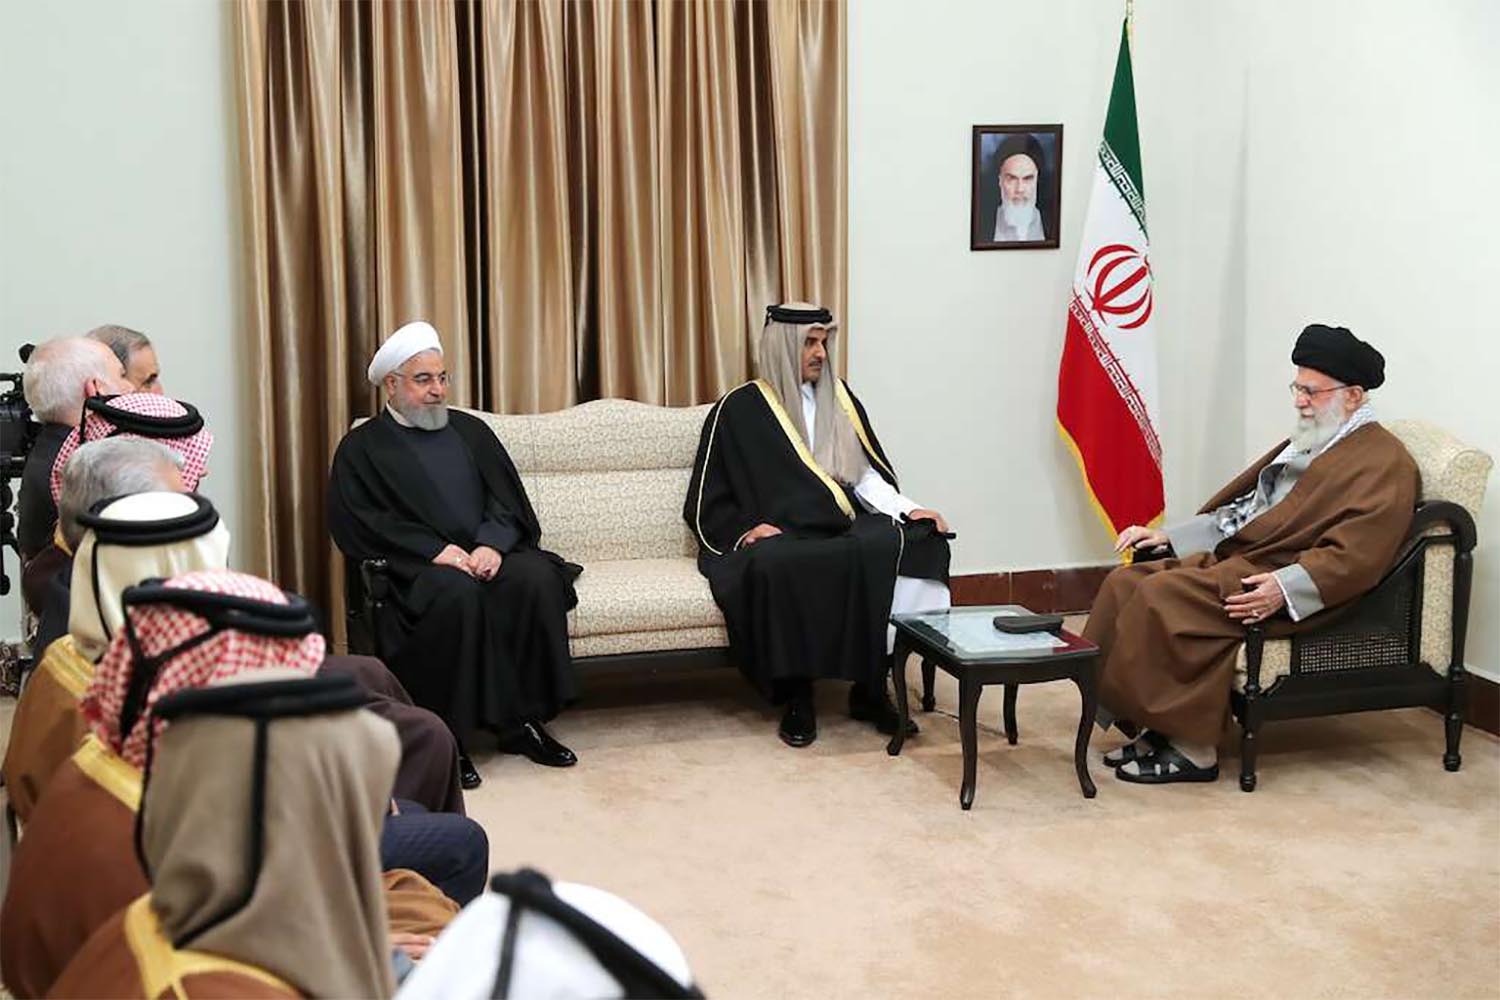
top-left (1002, 199), bottom-right (1037, 231)
top-left (395, 401), bottom-right (450, 431)
top-left (1290, 408), bottom-right (1344, 453)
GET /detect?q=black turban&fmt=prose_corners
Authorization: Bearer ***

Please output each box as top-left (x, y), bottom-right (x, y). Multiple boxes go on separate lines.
top-left (1291, 324), bottom-right (1385, 389)
top-left (994, 133), bottom-right (1045, 175)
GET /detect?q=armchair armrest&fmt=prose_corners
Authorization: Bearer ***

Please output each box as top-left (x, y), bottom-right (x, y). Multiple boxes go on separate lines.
top-left (1240, 499), bottom-right (1478, 692)
top-left (343, 558), bottom-right (392, 658)
top-left (360, 558), bottom-right (391, 608)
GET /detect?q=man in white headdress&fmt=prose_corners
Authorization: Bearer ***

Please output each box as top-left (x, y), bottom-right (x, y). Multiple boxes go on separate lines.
top-left (686, 303), bottom-right (952, 747)
top-left (396, 867), bottom-right (702, 1000)
top-left (329, 321), bottom-right (582, 781)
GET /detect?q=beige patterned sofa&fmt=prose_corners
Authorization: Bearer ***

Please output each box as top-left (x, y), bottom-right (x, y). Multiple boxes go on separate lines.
top-left (451, 399), bottom-right (727, 661)
top-left (1231, 419), bottom-right (1492, 791)
top-left (73, 403), bottom-right (713, 907)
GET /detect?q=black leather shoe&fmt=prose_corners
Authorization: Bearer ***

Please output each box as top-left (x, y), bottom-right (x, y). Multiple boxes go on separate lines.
top-left (778, 697), bottom-right (817, 748)
top-left (458, 754), bottom-right (482, 790)
top-left (498, 721), bottom-right (578, 768)
top-left (849, 684), bottom-right (919, 736)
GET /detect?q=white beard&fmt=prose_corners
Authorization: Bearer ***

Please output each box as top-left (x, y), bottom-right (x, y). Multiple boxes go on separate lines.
top-left (1290, 404), bottom-right (1345, 453)
top-left (395, 401), bottom-right (450, 431)
top-left (1002, 197), bottom-right (1038, 232)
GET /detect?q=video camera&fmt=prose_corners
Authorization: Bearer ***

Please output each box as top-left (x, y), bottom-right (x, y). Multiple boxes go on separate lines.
top-left (2, 343), bottom-right (39, 597)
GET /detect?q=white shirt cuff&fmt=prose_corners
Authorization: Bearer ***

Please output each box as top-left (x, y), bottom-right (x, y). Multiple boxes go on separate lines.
top-left (1271, 563), bottom-right (1324, 622)
top-left (853, 465), bottom-right (917, 520)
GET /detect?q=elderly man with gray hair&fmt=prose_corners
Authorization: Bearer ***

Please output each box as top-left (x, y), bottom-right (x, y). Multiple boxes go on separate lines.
top-left (686, 302), bottom-right (953, 747)
top-left (25, 437), bottom-right (183, 653)
top-left (17, 337), bottom-right (134, 572)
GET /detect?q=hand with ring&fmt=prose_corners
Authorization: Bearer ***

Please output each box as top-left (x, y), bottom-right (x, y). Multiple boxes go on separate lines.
top-left (1224, 572), bottom-right (1287, 623)
top-left (433, 543), bottom-right (474, 576)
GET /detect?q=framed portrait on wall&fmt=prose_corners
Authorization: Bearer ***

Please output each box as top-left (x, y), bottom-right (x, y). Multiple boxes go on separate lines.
top-left (971, 124), bottom-right (1063, 250)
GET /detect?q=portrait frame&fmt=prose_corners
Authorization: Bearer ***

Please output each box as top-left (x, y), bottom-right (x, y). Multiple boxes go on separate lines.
top-left (970, 123), bottom-right (1063, 251)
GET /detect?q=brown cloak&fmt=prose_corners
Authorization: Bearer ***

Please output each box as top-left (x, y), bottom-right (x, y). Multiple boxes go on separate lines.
top-left (1, 636), bottom-right (92, 823)
top-left (47, 896), bottom-right (303, 999)
top-left (1085, 423), bottom-right (1419, 745)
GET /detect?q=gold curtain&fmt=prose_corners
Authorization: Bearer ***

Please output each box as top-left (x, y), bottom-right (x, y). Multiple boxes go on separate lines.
top-left (234, 0), bottom-right (845, 637)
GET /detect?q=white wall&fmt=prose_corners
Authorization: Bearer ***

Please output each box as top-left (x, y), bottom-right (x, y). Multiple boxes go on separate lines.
top-left (849, 0), bottom-right (1248, 571)
top-left (0, 0), bottom-right (246, 641)
top-left (848, 0), bottom-right (1498, 679)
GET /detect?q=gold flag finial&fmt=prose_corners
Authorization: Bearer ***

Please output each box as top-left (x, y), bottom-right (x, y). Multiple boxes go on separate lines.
top-left (1126, 0), bottom-right (1135, 45)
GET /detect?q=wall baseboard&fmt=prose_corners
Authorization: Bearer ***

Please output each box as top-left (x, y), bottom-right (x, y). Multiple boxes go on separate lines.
top-left (1465, 673), bottom-right (1500, 736)
top-left (951, 565), bottom-right (1115, 614)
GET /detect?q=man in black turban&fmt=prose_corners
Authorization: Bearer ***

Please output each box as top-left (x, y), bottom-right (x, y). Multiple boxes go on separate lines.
top-left (990, 133), bottom-right (1049, 242)
top-left (1085, 323), bottom-right (1418, 785)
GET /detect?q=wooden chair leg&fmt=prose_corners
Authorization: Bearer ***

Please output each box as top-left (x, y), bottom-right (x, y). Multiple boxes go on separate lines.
top-left (920, 659), bottom-right (936, 712)
top-left (1239, 629), bottom-right (1264, 793)
top-left (1239, 718), bottom-right (1259, 793)
top-left (1444, 669), bottom-right (1466, 772)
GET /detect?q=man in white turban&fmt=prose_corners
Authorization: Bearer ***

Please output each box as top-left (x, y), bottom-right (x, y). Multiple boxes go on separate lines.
top-left (686, 303), bottom-right (953, 747)
top-left (330, 321), bottom-right (583, 784)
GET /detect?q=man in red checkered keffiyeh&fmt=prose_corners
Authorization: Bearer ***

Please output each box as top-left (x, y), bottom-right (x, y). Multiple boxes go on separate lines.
top-left (80, 569), bottom-right (324, 769)
top-left (50, 392), bottom-right (214, 506)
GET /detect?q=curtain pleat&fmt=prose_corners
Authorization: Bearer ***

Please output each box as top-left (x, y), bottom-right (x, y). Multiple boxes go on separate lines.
top-left (371, 2), bottom-right (471, 400)
top-left (235, 0), bottom-right (845, 642)
top-left (479, 0), bottom-right (578, 413)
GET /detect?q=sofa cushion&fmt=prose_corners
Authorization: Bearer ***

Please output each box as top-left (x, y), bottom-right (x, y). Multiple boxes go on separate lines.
top-left (462, 399), bottom-right (711, 474)
top-left (1232, 639), bottom-right (1292, 693)
top-left (572, 627), bottom-right (729, 659)
top-left (569, 557), bottom-right (725, 640)
top-left (528, 469), bottom-right (699, 564)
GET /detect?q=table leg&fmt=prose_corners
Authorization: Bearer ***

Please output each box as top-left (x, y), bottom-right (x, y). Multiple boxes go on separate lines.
top-left (959, 677), bottom-right (980, 810)
top-left (887, 637), bottom-right (912, 757)
top-left (1002, 683), bottom-right (1019, 745)
top-left (921, 659), bottom-right (936, 712)
top-left (1072, 660), bottom-right (1099, 799)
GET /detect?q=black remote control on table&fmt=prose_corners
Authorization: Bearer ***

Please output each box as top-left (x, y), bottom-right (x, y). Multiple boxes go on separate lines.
top-left (992, 613), bottom-right (1065, 635)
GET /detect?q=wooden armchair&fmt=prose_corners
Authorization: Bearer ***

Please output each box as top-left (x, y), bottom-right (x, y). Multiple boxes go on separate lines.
top-left (1233, 420), bottom-right (1491, 791)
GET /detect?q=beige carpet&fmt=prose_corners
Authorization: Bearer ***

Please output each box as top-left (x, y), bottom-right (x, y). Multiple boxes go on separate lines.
top-left (4, 663), bottom-right (1496, 998)
top-left (463, 664), bottom-right (1500, 999)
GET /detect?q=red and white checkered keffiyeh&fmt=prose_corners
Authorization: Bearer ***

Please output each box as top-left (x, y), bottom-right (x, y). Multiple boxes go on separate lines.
top-left (50, 393), bottom-right (215, 505)
top-left (80, 569), bottom-right (325, 769)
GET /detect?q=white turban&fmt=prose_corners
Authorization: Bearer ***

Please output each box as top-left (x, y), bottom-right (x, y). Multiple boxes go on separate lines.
top-left (69, 491), bottom-right (232, 661)
top-left (367, 321), bottom-right (443, 385)
top-left (394, 877), bottom-right (697, 1000)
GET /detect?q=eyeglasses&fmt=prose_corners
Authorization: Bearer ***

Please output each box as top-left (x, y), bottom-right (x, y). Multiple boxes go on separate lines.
top-left (395, 372), bottom-right (449, 387)
top-left (1289, 381), bottom-right (1347, 400)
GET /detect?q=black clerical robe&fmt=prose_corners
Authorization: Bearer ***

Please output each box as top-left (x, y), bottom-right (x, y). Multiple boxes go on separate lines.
top-left (328, 409), bottom-right (580, 738)
top-left (686, 379), bottom-right (949, 696)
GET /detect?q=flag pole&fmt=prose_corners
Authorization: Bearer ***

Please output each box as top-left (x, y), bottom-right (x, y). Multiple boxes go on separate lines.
top-left (1126, 0), bottom-right (1134, 46)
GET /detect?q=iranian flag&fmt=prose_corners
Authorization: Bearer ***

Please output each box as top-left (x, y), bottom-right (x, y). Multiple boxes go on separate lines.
top-left (1056, 19), bottom-right (1163, 539)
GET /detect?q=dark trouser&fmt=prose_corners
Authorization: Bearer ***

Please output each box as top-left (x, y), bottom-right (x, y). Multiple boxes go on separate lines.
top-left (320, 655), bottom-right (466, 814)
top-left (381, 800), bottom-right (490, 905)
